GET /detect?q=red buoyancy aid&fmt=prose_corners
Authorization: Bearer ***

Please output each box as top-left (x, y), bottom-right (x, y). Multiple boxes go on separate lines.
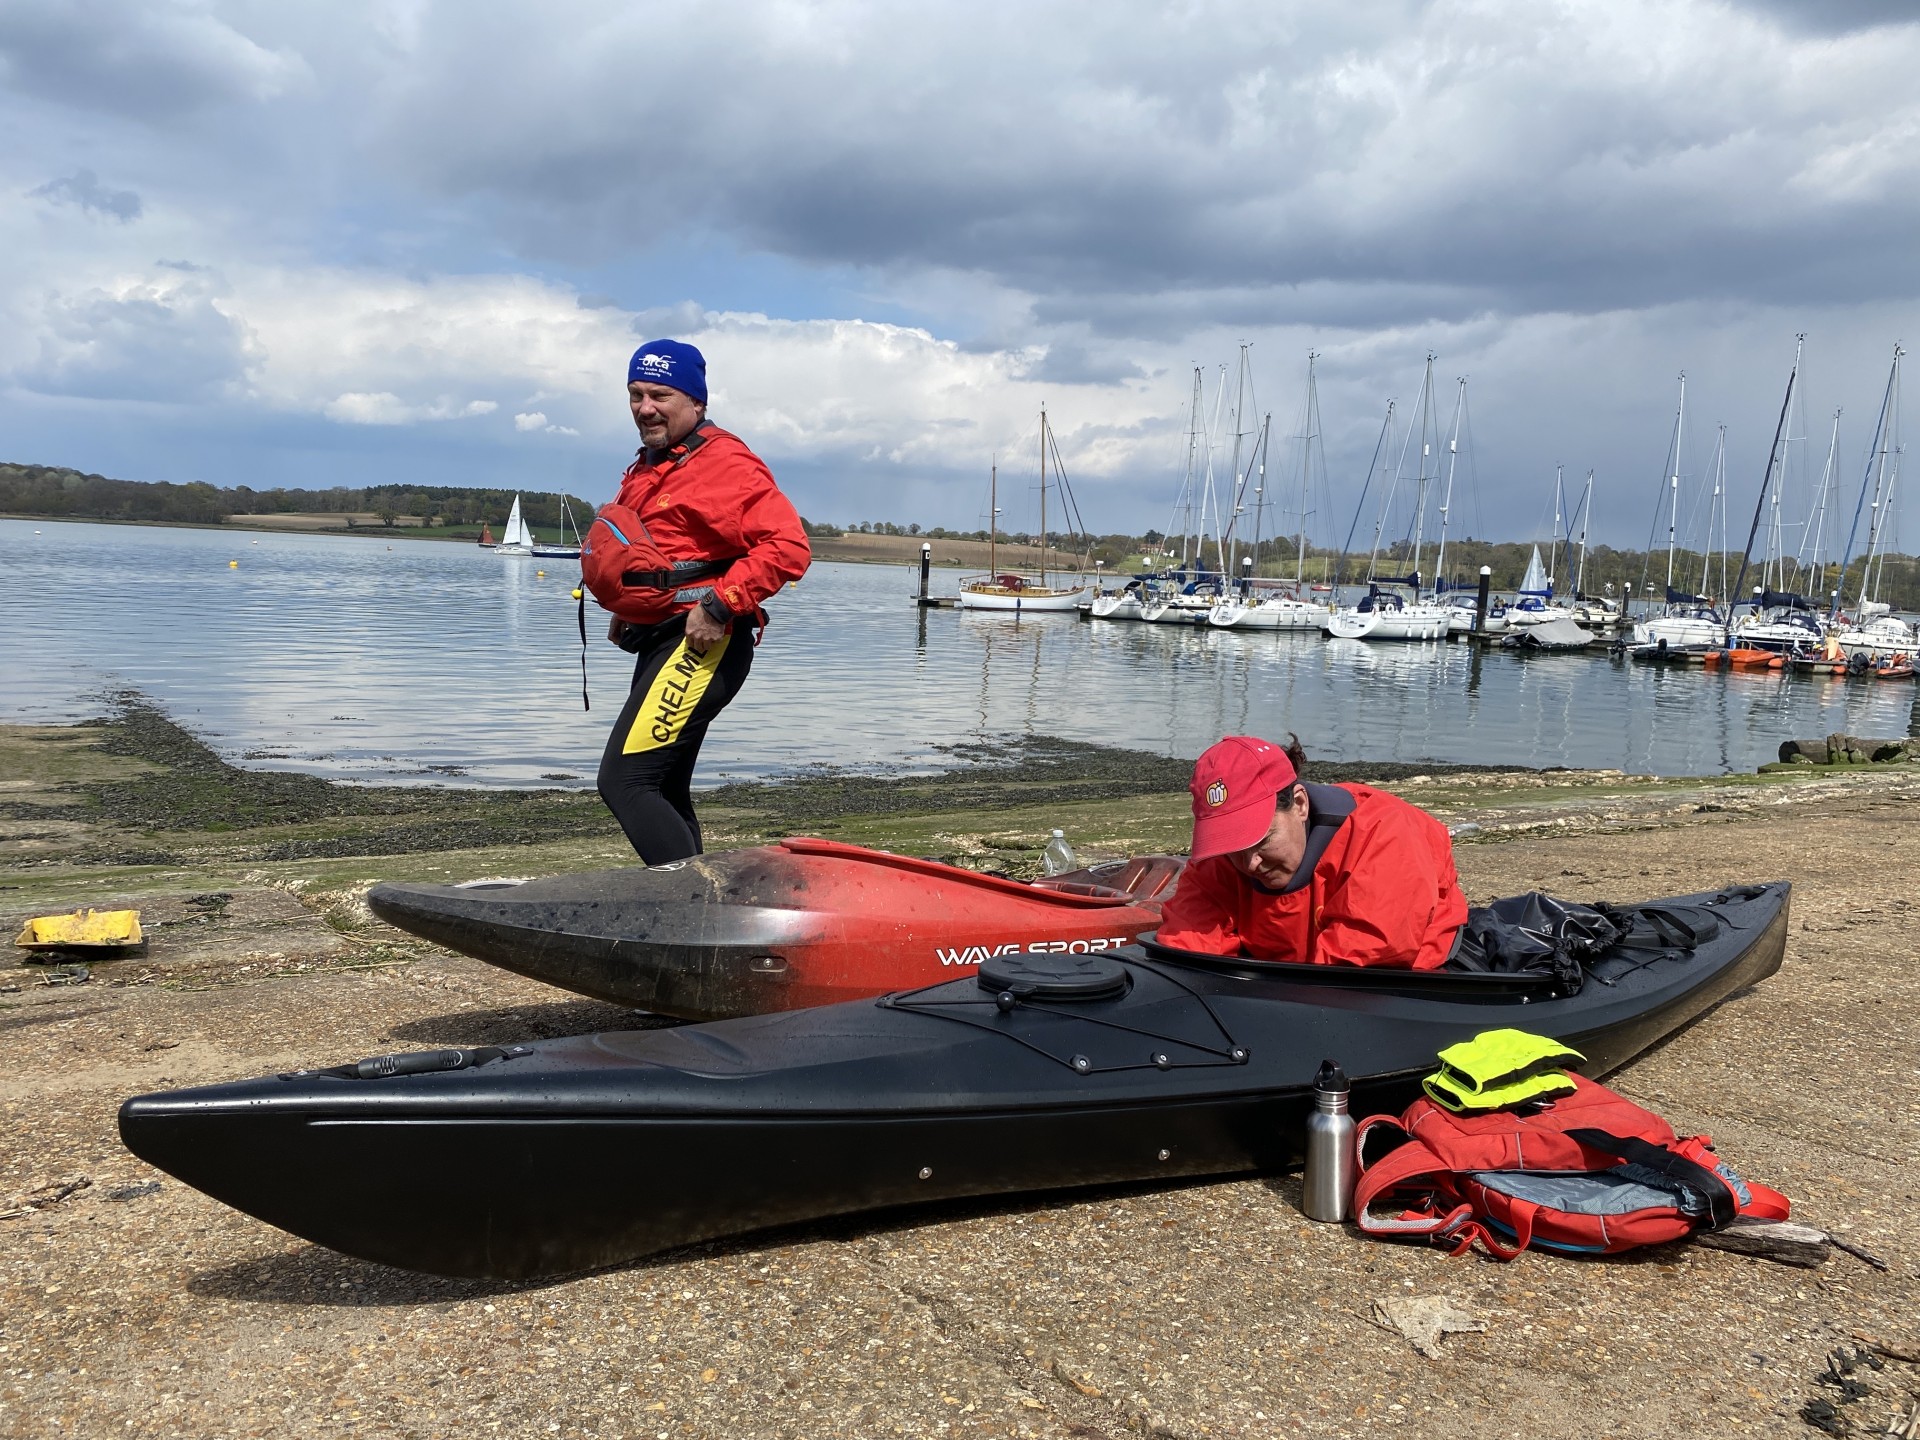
top-left (1353, 1074), bottom-right (1789, 1260)
top-left (580, 426), bottom-right (744, 626)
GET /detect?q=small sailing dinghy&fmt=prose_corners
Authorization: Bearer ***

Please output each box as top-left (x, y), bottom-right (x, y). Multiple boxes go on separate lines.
top-left (493, 496), bottom-right (534, 556)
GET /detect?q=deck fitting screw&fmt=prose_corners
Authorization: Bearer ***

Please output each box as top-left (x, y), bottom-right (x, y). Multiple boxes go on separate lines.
top-left (1152, 1052), bottom-right (1171, 1069)
top-left (918, 1167), bottom-right (932, 1180)
top-left (1230, 1047), bottom-right (1249, 1063)
top-left (1157, 1149), bottom-right (1171, 1162)
top-left (1071, 1054), bottom-right (1091, 1073)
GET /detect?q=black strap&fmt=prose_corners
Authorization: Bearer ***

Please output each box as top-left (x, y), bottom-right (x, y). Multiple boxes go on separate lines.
top-left (619, 556), bottom-right (736, 588)
top-left (1564, 1127), bottom-right (1738, 1228)
top-left (576, 587), bottom-right (590, 712)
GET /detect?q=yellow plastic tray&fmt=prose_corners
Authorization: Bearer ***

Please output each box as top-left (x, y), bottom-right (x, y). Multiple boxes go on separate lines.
top-left (13, 908), bottom-right (144, 952)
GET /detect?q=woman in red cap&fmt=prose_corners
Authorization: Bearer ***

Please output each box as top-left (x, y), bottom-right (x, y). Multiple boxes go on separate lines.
top-left (1156, 734), bottom-right (1467, 968)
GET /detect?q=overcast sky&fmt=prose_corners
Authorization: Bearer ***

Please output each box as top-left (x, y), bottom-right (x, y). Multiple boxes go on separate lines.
top-left (4, 0), bottom-right (1917, 550)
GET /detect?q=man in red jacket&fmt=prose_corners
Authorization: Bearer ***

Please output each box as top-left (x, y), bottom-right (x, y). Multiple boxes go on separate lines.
top-left (1156, 735), bottom-right (1466, 968)
top-left (595, 339), bottom-right (811, 863)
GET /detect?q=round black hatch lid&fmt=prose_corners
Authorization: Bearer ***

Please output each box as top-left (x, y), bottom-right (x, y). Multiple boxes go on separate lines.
top-left (977, 950), bottom-right (1129, 1001)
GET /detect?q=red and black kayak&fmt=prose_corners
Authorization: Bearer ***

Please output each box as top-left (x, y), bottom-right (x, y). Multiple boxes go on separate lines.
top-left (366, 838), bottom-right (1184, 1019)
top-left (119, 881), bottom-right (1789, 1280)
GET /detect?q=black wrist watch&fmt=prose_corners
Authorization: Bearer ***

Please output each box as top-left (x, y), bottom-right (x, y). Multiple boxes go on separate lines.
top-left (699, 592), bottom-right (735, 626)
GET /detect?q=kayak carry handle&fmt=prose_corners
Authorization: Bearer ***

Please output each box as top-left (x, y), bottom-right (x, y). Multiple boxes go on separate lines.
top-left (352, 1045), bottom-right (529, 1079)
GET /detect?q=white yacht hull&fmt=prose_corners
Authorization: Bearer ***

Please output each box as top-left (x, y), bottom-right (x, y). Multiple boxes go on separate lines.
top-left (1208, 598), bottom-right (1330, 631)
top-left (1325, 606), bottom-right (1451, 641)
top-left (1087, 592), bottom-right (1145, 621)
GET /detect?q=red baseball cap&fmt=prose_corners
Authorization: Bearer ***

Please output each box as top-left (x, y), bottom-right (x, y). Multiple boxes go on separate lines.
top-left (1189, 735), bottom-right (1297, 860)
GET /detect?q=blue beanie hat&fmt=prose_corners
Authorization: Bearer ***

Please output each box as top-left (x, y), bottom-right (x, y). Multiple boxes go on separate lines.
top-left (628, 339), bottom-right (708, 405)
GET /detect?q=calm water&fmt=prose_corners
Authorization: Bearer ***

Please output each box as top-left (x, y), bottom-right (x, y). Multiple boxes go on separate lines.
top-left (2, 519), bottom-right (1915, 785)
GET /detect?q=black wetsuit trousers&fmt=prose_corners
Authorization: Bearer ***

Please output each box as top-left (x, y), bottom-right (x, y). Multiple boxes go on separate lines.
top-left (596, 614), bottom-right (753, 864)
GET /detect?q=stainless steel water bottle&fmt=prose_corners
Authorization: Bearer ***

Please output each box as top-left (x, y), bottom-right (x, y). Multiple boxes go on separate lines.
top-left (1301, 1059), bottom-right (1356, 1222)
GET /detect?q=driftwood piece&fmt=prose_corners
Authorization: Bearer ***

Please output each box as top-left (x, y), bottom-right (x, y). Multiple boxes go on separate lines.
top-left (1853, 1332), bottom-right (1920, 1365)
top-left (1691, 1216), bottom-right (1831, 1267)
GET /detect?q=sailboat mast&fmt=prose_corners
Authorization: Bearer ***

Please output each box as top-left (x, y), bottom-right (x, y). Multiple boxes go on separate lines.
top-left (1576, 470), bottom-right (1594, 596)
top-left (1038, 407), bottom-right (1048, 582)
top-left (1858, 350), bottom-right (1902, 611)
top-left (1801, 409), bottom-right (1841, 594)
top-left (1832, 345), bottom-right (1901, 621)
top-left (1297, 353), bottom-right (1318, 586)
top-left (1434, 376), bottom-right (1466, 589)
top-left (1727, 349), bottom-right (1801, 630)
top-left (1666, 373), bottom-right (1685, 593)
top-left (988, 457), bottom-right (998, 576)
top-left (1409, 354), bottom-right (1435, 589)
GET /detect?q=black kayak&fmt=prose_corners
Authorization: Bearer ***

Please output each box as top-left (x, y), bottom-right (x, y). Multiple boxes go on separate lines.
top-left (118, 882), bottom-right (1788, 1280)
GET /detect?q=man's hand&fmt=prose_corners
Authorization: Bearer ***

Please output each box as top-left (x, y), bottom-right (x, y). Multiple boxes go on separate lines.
top-left (682, 603), bottom-right (729, 654)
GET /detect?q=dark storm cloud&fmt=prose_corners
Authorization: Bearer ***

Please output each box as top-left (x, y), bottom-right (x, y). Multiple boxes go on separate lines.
top-left (1732, 0), bottom-right (1915, 34)
top-left (0, 0), bottom-right (300, 122)
top-left (28, 169), bottom-right (142, 222)
top-left (358, 1), bottom-right (1920, 340)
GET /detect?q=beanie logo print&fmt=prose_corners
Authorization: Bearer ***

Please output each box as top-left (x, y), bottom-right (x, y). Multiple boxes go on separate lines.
top-left (636, 352), bottom-right (677, 381)
top-left (1205, 780), bottom-right (1227, 807)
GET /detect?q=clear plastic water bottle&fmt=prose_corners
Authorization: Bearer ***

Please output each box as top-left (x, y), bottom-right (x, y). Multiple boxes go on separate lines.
top-left (1041, 828), bottom-right (1077, 876)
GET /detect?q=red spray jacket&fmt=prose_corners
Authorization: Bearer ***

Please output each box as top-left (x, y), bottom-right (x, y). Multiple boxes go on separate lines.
top-left (614, 424), bottom-right (812, 620)
top-left (1156, 783), bottom-right (1466, 969)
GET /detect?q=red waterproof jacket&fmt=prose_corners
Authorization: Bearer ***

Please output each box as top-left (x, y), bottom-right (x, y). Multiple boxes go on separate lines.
top-left (613, 424), bottom-right (811, 621)
top-left (1156, 783), bottom-right (1466, 969)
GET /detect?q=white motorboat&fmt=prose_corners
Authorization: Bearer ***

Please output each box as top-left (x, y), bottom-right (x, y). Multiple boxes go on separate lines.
top-left (494, 496), bottom-right (534, 556)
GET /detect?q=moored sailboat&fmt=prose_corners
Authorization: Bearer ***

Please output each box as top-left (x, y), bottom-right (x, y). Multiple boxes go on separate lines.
top-left (958, 409), bottom-right (1086, 613)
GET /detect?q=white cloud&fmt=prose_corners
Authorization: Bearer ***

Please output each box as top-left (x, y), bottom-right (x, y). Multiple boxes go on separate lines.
top-left (513, 411), bottom-right (546, 432)
top-left (322, 393), bottom-right (496, 426)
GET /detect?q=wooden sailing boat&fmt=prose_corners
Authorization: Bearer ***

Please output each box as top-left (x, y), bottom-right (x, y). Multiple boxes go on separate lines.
top-left (956, 408), bottom-right (1086, 612)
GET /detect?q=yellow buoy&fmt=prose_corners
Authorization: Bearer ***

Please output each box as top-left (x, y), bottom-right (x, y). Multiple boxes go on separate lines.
top-left (229, 560), bottom-right (239, 568)
top-left (571, 588), bottom-right (583, 600)
top-left (536, 570), bottom-right (546, 578)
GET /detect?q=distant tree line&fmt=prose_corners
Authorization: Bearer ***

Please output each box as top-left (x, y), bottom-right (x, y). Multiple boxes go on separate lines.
top-left (0, 463), bottom-right (589, 533)
top-left (10, 463), bottom-right (1916, 609)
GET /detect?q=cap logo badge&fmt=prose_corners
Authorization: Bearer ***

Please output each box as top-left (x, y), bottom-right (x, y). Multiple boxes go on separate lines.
top-left (1205, 780), bottom-right (1227, 808)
